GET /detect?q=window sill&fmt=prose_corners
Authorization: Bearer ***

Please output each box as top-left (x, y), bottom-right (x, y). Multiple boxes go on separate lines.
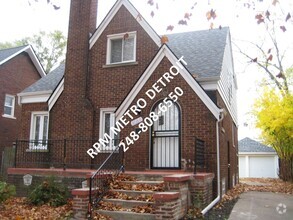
top-left (2, 114), bottom-right (16, 119)
top-left (26, 149), bottom-right (49, 153)
top-left (103, 61), bottom-right (138, 68)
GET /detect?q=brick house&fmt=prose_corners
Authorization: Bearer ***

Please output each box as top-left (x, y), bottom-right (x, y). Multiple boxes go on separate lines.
top-left (0, 45), bottom-right (45, 168)
top-left (16, 0), bottom-right (238, 209)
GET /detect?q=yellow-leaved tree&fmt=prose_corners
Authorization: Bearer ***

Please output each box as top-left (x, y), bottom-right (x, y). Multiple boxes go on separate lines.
top-left (254, 71), bottom-right (293, 181)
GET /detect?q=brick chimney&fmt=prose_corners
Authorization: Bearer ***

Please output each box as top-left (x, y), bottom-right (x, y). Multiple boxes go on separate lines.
top-left (50, 0), bottom-right (98, 139)
top-left (64, 0), bottom-right (97, 94)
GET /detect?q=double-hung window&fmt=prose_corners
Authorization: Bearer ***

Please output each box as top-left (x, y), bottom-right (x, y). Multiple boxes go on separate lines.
top-left (30, 112), bottom-right (49, 150)
top-left (107, 32), bottom-right (136, 64)
top-left (3, 94), bottom-right (15, 118)
top-left (100, 108), bottom-right (117, 152)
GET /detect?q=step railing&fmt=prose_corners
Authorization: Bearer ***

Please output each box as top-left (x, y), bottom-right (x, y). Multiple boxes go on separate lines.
top-left (87, 139), bottom-right (124, 219)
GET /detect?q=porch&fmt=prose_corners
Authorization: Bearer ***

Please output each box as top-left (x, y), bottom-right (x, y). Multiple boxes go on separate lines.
top-left (7, 167), bottom-right (214, 220)
top-left (9, 138), bottom-right (214, 219)
top-left (13, 138), bottom-right (207, 172)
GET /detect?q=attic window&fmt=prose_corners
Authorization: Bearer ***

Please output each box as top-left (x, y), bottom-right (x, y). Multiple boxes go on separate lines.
top-left (106, 32), bottom-right (136, 64)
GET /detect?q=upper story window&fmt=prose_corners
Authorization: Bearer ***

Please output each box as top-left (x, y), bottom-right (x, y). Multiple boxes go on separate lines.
top-left (106, 32), bottom-right (136, 65)
top-left (3, 94), bottom-right (15, 118)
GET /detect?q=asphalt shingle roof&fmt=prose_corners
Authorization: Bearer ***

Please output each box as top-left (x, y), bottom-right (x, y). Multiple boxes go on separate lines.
top-left (21, 63), bottom-right (65, 93)
top-left (20, 27), bottom-right (229, 94)
top-left (238, 137), bottom-right (276, 153)
top-left (167, 27), bottom-right (228, 78)
top-left (0, 45), bottom-right (28, 64)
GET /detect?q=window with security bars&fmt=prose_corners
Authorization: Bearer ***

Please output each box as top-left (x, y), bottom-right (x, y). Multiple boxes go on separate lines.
top-left (30, 112), bottom-right (49, 150)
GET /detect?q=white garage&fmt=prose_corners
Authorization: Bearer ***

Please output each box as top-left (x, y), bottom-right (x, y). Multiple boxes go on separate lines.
top-left (238, 138), bottom-right (279, 178)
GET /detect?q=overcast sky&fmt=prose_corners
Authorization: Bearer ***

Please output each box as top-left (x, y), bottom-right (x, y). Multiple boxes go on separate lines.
top-left (0, 0), bottom-right (292, 140)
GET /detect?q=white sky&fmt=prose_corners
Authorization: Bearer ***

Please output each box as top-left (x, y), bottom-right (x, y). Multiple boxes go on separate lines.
top-left (0, 0), bottom-right (292, 141)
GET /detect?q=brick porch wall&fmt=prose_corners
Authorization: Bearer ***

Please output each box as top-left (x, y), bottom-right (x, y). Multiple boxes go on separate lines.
top-left (7, 168), bottom-right (88, 197)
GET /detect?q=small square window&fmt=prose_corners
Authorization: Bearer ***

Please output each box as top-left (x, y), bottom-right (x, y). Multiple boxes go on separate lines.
top-left (107, 32), bottom-right (136, 64)
top-left (3, 94), bottom-right (15, 118)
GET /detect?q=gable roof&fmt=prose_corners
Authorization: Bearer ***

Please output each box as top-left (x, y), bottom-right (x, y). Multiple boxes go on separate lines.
top-left (115, 44), bottom-right (222, 120)
top-left (89, 0), bottom-right (161, 49)
top-left (167, 27), bottom-right (228, 78)
top-left (21, 63), bottom-right (65, 94)
top-left (0, 45), bottom-right (46, 77)
top-left (0, 45), bottom-right (27, 63)
top-left (238, 137), bottom-right (276, 153)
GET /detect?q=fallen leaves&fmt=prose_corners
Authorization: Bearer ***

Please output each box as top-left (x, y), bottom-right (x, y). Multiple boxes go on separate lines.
top-left (104, 191), bottom-right (154, 202)
top-left (0, 197), bottom-right (73, 220)
top-left (214, 178), bottom-right (293, 210)
top-left (98, 201), bottom-right (154, 214)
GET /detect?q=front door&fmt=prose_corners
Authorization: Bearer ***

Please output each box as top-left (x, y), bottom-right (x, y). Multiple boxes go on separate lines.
top-left (151, 100), bottom-right (181, 169)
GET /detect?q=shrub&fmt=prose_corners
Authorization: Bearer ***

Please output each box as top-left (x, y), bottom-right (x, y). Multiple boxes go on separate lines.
top-left (0, 181), bottom-right (16, 203)
top-left (28, 176), bottom-right (69, 207)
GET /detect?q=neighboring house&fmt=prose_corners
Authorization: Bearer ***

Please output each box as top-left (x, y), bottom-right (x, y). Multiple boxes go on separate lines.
top-left (0, 45), bottom-right (45, 167)
top-left (239, 137), bottom-right (279, 178)
top-left (17, 0), bottom-right (238, 197)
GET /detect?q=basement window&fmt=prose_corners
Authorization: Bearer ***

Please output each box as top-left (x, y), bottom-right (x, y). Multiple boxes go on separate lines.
top-left (29, 112), bottom-right (49, 150)
top-left (106, 32), bottom-right (136, 65)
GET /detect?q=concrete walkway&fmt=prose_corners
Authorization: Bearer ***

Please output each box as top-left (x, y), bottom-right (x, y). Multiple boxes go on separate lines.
top-left (229, 191), bottom-right (293, 220)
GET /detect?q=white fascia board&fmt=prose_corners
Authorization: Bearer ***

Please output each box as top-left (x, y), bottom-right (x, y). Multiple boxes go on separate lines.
top-left (196, 76), bottom-right (221, 82)
top-left (48, 78), bottom-right (64, 111)
top-left (197, 76), bottom-right (219, 90)
top-left (89, 0), bottom-right (161, 49)
top-left (199, 81), bottom-right (218, 91)
top-left (18, 90), bottom-right (52, 104)
top-left (0, 45), bottom-right (46, 77)
top-left (25, 45), bottom-right (46, 77)
top-left (115, 44), bottom-right (221, 120)
top-left (238, 152), bottom-right (277, 155)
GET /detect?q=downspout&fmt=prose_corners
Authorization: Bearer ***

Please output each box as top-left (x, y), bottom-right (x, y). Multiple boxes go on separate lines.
top-left (201, 109), bottom-right (224, 215)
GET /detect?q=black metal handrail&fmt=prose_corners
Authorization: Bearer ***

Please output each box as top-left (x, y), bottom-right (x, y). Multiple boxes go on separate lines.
top-left (88, 140), bottom-right (124, 219)
top-left (194, 137), bottom-right (205, 174)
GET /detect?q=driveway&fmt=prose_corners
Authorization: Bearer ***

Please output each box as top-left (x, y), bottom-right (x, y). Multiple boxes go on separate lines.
top-left (229, 191), bottom-right (293, 220)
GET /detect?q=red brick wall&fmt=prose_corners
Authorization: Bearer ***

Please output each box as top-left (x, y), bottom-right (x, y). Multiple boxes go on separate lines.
top-left (111, 57), bottom-right (217, 171)
top-left (18, 103), bottom-right (48, 139)
top-left (0, 53), bottom-right (41, 152)
top-left (216, 92), bottom-right (238, 195)
top-left (88, 5), bottom-right (159, 138)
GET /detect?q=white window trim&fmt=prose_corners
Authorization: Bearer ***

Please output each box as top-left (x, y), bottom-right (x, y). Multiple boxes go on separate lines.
top-left (99, 108), bottom-right (117, 152)
top-left (29, 111), bottom-right (49, 150)
top-left (2, 94), bottom-right (16, 119)
top-left (106, 31), bottom-right (137, 65)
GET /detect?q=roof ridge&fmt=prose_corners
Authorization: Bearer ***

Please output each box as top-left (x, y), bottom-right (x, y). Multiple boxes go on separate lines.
top-left (165, 26), bottom-right (229, 36)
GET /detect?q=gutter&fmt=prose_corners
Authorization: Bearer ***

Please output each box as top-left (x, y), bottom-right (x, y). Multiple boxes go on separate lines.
top-left (201, 109), bottom-right (224, 215)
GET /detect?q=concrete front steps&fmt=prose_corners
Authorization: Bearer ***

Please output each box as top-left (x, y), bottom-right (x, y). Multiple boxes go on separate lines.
top-left (96, 177), bottom-right (164, 220)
